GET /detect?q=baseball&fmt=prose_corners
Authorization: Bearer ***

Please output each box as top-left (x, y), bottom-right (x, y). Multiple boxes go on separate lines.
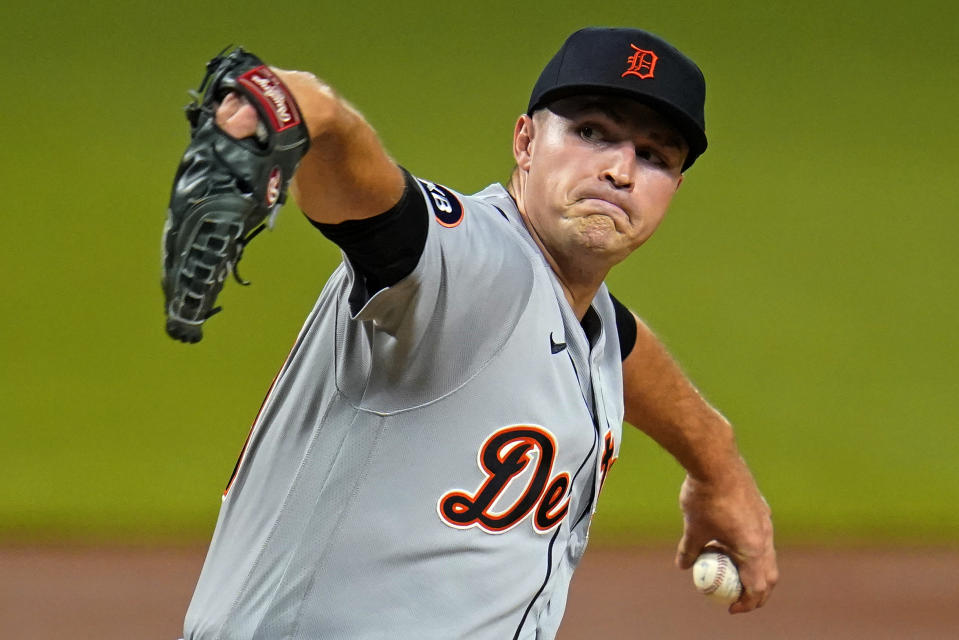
top-left (693, 551), bottom-right (742, 604)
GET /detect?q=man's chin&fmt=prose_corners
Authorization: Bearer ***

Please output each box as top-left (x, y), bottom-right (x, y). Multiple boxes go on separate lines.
top-left (572, 211), bottom-right (620, 233)
top-left (572, 229), bottom-right (632, 263)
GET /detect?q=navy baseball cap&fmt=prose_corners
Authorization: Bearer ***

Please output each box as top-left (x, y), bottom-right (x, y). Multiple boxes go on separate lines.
top-left (528, 27), bottom-right (707, 170)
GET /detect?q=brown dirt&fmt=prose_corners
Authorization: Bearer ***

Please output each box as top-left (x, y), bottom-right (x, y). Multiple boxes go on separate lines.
top-left (559, 547), bottom-right (959, 639)
top-left (2, 546), bottom-right (957, 639)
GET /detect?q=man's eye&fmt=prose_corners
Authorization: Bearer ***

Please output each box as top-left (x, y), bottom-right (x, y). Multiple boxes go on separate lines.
top-left (579, 126), bottom-right (596, 140)
top-left (636, 148), bottom-right (665, 166)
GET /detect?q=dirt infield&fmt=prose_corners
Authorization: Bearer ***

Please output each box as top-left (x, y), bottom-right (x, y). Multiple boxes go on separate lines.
top-left (2, 546), bottom-right (956, 639)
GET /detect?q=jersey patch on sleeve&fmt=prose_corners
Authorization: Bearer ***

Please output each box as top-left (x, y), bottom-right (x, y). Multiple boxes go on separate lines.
top-left (418, 179), bottom-right (464, 228)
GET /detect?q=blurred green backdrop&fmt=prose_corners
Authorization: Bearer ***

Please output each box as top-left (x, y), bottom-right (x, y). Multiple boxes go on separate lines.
top-left (1, 0), bottom-right (956, 546)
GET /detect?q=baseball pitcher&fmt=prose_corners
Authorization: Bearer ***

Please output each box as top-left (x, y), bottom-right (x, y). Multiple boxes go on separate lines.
top-left (163, 27), bottom-right (777, 639)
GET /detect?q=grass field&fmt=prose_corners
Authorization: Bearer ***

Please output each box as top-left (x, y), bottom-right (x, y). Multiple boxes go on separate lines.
top-left (1, 0), bottom-right (957, 545)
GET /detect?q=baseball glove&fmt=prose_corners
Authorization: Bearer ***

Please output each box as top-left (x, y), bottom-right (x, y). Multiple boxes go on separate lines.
top-left (162, 47), bottom-right (310, 343)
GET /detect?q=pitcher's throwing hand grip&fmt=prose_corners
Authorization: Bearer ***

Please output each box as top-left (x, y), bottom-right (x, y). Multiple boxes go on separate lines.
top-left (162, 47), bottom-right (309, 343)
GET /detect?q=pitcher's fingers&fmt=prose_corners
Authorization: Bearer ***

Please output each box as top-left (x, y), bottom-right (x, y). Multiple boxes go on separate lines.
top-left (675, 532), bottom-right (710, 569)
top-left (729, 580), bottom-right (767, 614)
top-left (215, 92), bottom-right (242, 125)
top-left (729, 558), bottom-right (777, 613)
top-left (216, 93), bottom-right (258, 138)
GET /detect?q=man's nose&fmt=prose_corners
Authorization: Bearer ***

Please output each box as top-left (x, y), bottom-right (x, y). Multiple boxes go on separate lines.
top-left (601, 142), bottom-right (635, 189)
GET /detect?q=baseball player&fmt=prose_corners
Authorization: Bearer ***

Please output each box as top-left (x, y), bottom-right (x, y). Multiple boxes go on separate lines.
top-left (166, 27), bottom-right (777, 639)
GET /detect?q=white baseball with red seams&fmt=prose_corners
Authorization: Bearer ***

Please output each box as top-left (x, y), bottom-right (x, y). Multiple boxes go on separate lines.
top-left (693, 551), bottom-right (743, 604)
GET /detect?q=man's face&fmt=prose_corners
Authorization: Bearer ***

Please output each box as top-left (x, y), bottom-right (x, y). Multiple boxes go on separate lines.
top-left (513, 95), bottom-right (687, 271)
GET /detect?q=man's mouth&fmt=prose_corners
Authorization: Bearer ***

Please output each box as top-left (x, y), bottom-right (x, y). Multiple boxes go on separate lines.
top-left (575, 197), bottom-right (628, 226)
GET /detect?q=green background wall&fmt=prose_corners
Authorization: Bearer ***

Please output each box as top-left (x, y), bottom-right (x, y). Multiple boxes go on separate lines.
top-left (2, 0), bottom-right (956, 545)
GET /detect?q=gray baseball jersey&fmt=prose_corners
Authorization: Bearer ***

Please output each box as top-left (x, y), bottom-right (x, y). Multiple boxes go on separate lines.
top-left (184, 177), bottom-right (624, 639)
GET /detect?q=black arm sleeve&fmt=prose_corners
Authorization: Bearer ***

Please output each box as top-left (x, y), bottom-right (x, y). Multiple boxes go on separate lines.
top-left (609, 292), bottom-right (638, 361)
top-left (309, 168), bottom-right (428, 295)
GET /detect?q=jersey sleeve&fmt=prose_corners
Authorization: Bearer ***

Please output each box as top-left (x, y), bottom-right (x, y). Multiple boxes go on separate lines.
top-left (324, 176), bottom-right (537, 414)
top-left (309, 168), bottom-right (428, 297)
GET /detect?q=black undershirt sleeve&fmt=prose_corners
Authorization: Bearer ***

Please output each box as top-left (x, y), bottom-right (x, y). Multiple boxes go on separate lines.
top-left (608, 292), bottom-right (638, 361)
top-left (309, 168), bottom-right (428, 296)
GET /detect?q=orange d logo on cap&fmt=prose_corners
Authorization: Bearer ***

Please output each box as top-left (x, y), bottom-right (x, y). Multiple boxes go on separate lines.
top-left (621, 44), bottom-right (658, 79)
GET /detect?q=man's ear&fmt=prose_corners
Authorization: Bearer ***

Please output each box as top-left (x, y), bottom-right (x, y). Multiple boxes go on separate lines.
top-left (512, 114), bottom-right (535, 170)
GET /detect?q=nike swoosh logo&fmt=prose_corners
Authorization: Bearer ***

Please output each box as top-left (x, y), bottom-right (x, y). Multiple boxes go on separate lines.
top-left (550, 332), bottom-right (567, 354)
